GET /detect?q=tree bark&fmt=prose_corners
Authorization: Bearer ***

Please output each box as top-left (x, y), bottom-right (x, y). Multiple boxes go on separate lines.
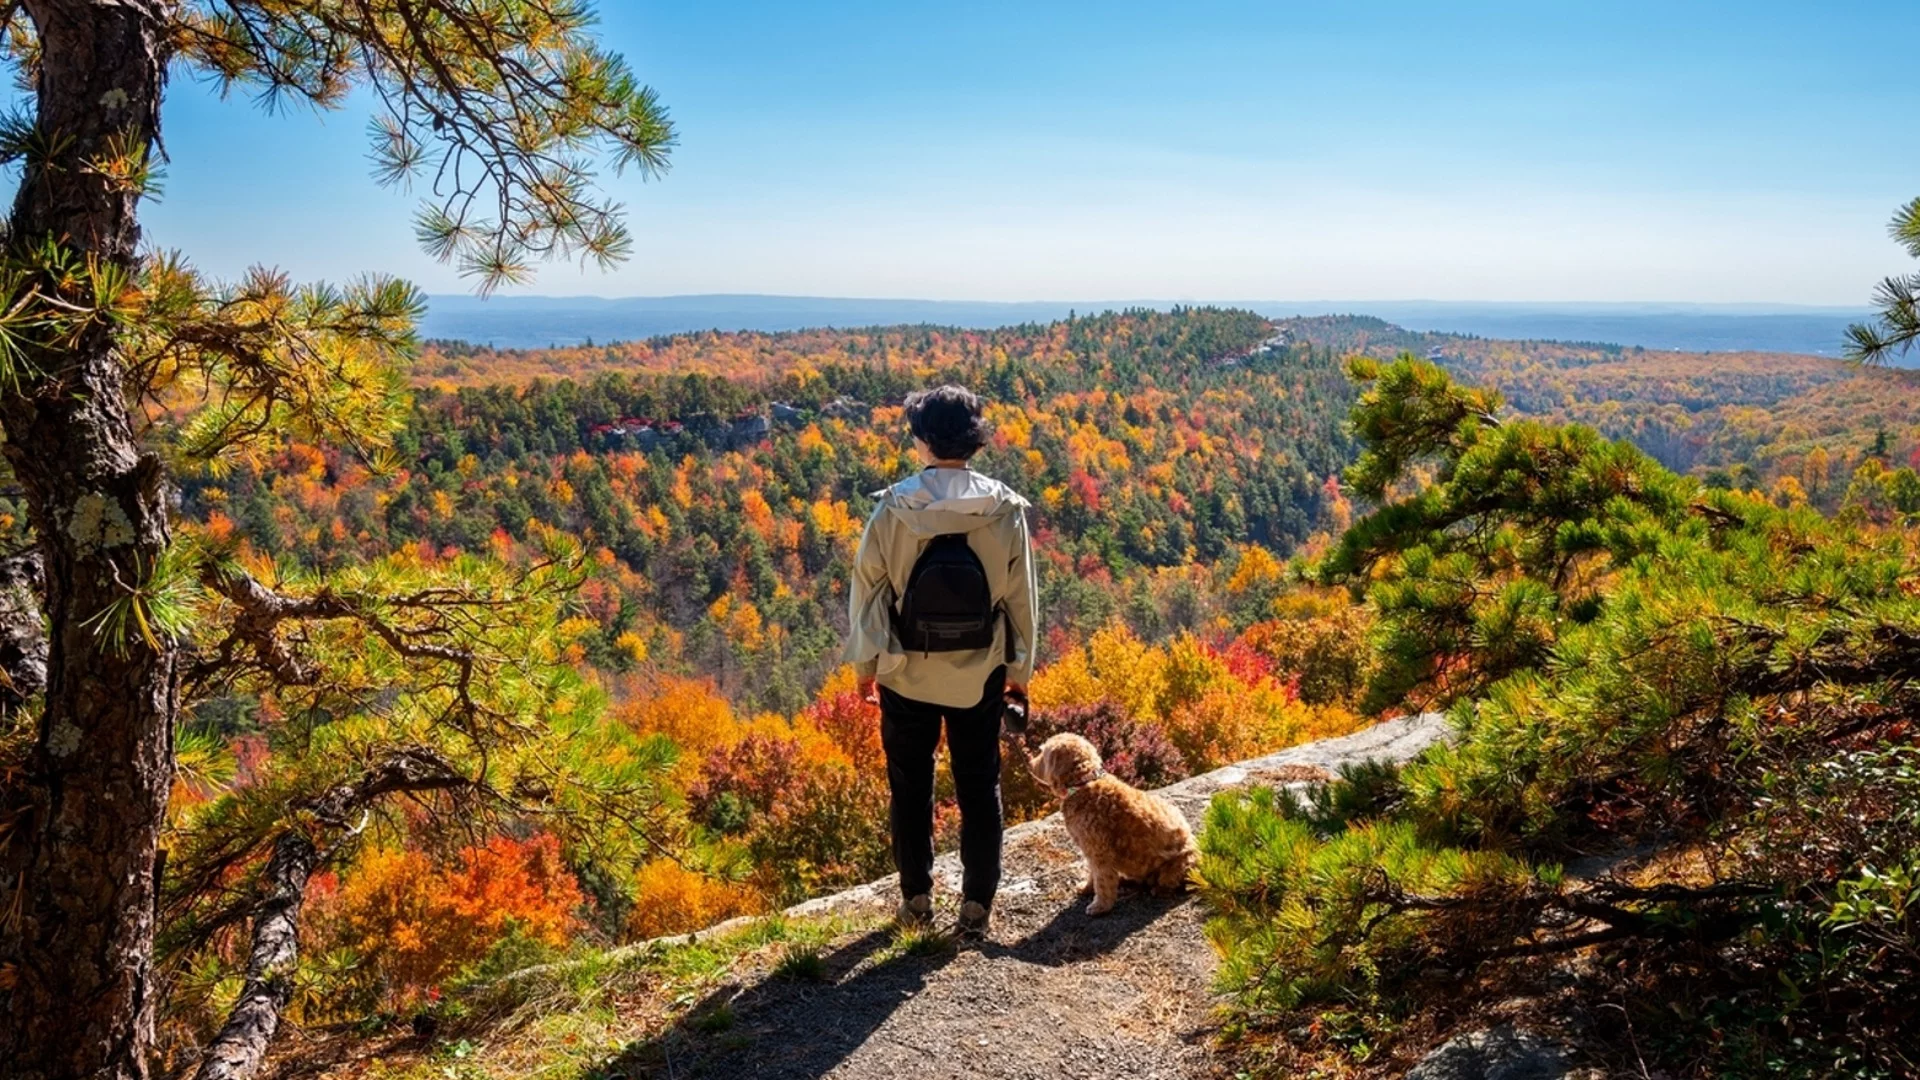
top-left (0, 3), bottom-right (173, 1079)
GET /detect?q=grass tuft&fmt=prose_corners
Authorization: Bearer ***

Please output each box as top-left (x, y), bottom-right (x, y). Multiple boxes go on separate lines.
top-left (771, 943), bottom-right (828, 982)
top-left (892, 924), bottom-right (954, 959)
top-left (870, 922), bottom-right (955, 965)
top-left (692, 1002), bottom-right (736, 1033)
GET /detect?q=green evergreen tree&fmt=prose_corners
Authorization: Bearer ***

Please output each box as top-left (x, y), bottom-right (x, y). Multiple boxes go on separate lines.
top-left (1203, 355), bottom-right (1920, 1075)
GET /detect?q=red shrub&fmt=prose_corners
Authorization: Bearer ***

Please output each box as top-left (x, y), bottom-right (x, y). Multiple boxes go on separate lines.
top-left (802, 690), bottom-right (884, 772)
top-left (1003, 699), bottom-right (1190, 820)
top-left (688, 731), bottom-right (808, 828)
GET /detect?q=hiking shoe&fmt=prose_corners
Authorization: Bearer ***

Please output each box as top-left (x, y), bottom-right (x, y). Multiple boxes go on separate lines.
top-left (896, 893), bottom-right (934, 928)
top-left (956, 900), bottom-right (992, 941)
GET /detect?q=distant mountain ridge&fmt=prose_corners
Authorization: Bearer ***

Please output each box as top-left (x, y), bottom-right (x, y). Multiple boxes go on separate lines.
top-left (422, 293), bottom-right (1874, 357)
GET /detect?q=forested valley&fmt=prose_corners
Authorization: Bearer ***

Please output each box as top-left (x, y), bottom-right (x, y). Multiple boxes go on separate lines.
top-left (1289, 314), bottom-right (1920, 512)
top-left (103, 307), bottom-right (1387, 1061)
top-left (10, 303), bottom-right (1918, 1077)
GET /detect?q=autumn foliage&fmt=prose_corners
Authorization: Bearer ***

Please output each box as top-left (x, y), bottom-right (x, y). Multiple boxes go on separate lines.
top-left (686, 680), bottom-right (895, 903)
top-left (625, 859), bottom-right (763, 941)
top-left (301, 834), bottom-right (582, 1014)
top-left (1032, 622), bottom-right (1361, 772)
top-left (183, 309), bottom-right (1357, 715)
top-left (154, 309), bottom-right (1380, 1030)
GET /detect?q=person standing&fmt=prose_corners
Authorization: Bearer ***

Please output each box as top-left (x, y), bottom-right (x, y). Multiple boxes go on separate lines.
top-left (845, 385), bottom-right (1038, 941)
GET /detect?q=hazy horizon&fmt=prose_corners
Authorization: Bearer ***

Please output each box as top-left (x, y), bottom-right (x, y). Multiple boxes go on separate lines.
top-left (417, 294), bottom-right (1879, 357)
top-left (426, 293), bottom-right (1874, 314)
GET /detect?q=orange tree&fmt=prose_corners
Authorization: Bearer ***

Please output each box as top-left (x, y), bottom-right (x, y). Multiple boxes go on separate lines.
top-left (0, 3), bottom-right (672, 1078)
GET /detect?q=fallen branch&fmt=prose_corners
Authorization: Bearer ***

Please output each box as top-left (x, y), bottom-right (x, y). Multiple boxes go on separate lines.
top-left (1359, 874), bottom-right (1778, 966)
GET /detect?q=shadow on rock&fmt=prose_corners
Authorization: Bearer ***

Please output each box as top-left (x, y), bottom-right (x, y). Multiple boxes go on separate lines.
top-left (985, 889), bottom-right (1191, 968)
top-left (590, 891), bottom-right (1190, 1080)
top-left (591, 926), bottom-right (942, 1079)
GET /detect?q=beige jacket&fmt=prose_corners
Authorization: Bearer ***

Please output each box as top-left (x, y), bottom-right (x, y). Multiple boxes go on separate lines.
top-left (845, 467), bottom-right (1038, 709)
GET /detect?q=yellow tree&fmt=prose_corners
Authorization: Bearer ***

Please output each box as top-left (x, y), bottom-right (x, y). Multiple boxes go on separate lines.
top-left (0, 4), bottom-right (672, 1078)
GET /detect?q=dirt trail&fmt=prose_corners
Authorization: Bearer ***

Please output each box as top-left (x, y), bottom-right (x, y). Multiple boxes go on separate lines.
top-left (612, 714), bottom-right (1447, 1080)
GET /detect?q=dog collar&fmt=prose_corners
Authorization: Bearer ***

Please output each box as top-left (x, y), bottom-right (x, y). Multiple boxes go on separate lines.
top-left (1061, 768), bottom-right (1106, 799)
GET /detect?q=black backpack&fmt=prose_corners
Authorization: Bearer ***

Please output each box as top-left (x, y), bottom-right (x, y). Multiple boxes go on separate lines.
top-left (893, 533), bottom-right (1000, 653)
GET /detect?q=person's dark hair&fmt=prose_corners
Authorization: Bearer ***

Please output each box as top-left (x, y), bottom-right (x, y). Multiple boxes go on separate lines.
top-left (904, 384), bottom-right (988, 461)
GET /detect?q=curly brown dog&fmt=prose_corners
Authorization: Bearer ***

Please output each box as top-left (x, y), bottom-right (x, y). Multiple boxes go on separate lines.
top-left (1029, 733), bottom-right (1199, 915)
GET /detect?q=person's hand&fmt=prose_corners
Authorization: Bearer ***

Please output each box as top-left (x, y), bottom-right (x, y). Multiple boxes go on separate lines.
top-left (857, 675), bottom-right (878, 705)
top-left (1005, 677), bottom-right (1029, 700)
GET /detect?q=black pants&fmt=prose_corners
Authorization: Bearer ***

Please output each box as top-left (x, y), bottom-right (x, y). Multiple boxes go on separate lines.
top-left (879, 666), bottom-right (1005, 906)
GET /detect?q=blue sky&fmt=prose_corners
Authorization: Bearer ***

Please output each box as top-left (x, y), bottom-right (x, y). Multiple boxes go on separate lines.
top-left (136, 0), bottom-right (1918, 303)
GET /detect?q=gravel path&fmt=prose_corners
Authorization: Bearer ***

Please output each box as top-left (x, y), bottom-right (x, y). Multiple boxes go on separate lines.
top-left (607, 714), bottom-right (1448, 1080)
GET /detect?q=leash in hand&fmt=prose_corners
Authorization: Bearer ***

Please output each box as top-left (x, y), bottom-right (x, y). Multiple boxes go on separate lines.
top-left (1000, 687), bottom-right (1031, 750)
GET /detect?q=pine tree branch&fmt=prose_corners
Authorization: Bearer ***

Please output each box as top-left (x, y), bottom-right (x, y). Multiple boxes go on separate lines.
top-left (1718, 615), bottom-right (1920, 697)
top-left (189, 564), bottom-right (499, 736)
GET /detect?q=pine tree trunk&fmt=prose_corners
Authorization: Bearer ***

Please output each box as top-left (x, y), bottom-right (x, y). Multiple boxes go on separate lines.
top-left (0, 3), bottom-right (172, 1079)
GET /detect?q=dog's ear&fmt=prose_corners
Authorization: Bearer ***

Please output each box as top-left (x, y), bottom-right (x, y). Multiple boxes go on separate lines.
top-left (1076, 737), bottom-right (1104, 776)
top-left (1059, 741), bottom-right (1098, 787)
